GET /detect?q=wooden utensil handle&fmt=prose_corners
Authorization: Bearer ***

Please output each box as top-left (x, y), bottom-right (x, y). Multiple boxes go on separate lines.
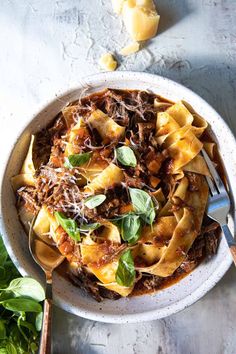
top-left (230, 245), bottom-right (236, 266)
top-left (39, 298), bottom-right (52, 354)
top-left (221, 224), bottom-right (236, 266)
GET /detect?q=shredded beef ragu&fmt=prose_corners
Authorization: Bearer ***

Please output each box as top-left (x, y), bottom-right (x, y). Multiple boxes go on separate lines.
top-left (16, 88), bottom-right (222, 301)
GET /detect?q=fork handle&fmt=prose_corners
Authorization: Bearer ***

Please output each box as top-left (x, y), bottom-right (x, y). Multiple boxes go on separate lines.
top-left (221, 224), bottom-right (236, 266)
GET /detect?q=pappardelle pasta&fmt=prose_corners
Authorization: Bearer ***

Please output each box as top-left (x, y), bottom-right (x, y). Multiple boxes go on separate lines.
top-left (13, 89), bottom-right (221, 301)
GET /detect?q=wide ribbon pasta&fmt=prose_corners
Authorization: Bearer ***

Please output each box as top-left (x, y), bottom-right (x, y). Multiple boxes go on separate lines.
top-left (88, 109), bottom-right (125, 142)
top-left (156, 101), bottom-right (208, 174)
top-left (11, 135), bottom-right (36, 190)
top-left (12, 90), bottom-right (217, 299)
top-left (138, 175), bottom-right (208, 276)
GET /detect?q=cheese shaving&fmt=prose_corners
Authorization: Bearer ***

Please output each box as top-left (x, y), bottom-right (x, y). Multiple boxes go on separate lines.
top-left (120, 41), bottom-right (140, 56)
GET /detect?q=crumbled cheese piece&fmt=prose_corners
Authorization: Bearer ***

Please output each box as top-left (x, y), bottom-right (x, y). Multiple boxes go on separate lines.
top-left (120, 41), bottom-right (140, 56)
top-left (99, 53), bottom-right (118, 71)
top-left (111, 0), bottom-right (125, 14)
top-left (122, 0), bottom-right (160, 41)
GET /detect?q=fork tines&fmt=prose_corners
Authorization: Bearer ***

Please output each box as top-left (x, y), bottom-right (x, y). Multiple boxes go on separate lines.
top-left (201, 149), bottom-right (226, 196)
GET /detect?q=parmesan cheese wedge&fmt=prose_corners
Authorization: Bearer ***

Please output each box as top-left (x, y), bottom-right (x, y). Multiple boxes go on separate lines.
top-left (120, 41), bottom-right (140, 56)
top-left (122, 0), bottom-right (160, 41)
top-left (99, 53), bottom-right (118, 71)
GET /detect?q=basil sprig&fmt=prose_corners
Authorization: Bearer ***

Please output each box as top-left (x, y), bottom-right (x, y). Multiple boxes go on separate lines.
top-left (0, 237), bottom-right (45, 353)
top-left (84, 194), bottom-right (106, 209)
top-left (1, 278), bottom-right (45, 302)
top-left (1, 298), bottom-right (42, 313)
top-left (64, 152), bottom-right (91, 169)
top-left (129, 188), bottom-right (156, 225)
top-left (55, 212), bottom-right (81, 242)
top-left (120, 214), bottom-right (141, 244)
top-left (116, 249), bottom-right (135, 287)
top-left (115, 146), bottom-right (137, 167)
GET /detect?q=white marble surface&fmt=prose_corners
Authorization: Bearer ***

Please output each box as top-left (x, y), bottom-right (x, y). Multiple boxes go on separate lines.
top-left (1, 0), bottom-right (236, 353)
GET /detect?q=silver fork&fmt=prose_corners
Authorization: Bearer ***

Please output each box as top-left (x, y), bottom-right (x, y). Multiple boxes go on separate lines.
top-left (202, 149), bottom-right (236, 265)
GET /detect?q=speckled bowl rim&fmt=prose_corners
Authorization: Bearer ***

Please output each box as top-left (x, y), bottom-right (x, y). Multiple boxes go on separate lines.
top-left (0, 71), bottom-right (234, 323)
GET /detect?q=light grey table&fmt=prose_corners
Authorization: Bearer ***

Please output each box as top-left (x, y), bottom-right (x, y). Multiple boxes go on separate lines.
top-left (0, 1), bottom-right (236, 353)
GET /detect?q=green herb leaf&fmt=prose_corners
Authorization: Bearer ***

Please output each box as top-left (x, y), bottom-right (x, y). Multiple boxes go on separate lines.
top-left (30, 342), bottom-right (39, 352)
top-left (1, 298), bottom-right (42, 313)
top-left (116, 249), bottom-right (135, 287)
top-left (0, 320), bottom-right (6, 339)
top-left (129, 188), bottom-right (156, 225)
top-left (5, 343), bottom-right (18, 354)
top-left (79, 223), bottom-right (101, 232)
top-left (2, 278), bottom-right (45, 302)
top-left (116, 146), bottom-right (137, 167)
top-left (55, 212), bottom-right (81, 242)
top-left (64, 152), bottom-right (91, 169)
top-left (0, 237), bottom-right (40, 353)
top-left (18, 318), bottom-right (38, 336)
top-left (121, 214), bottom-right (141, 244)
top-left (35, 312), bottom-right (43, 332)
top-left (84, 195), bottom-right (106, 209)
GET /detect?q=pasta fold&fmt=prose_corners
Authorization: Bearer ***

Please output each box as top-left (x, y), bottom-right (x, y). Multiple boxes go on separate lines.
top-left (85, 163), bottom-right (124, 193)
top-left (87, 109), bottom-right (125, 142)
top-left (138, 175), bottom-right (208, 277)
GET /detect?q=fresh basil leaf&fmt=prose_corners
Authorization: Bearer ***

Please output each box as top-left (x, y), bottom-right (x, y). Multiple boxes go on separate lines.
top-left (0, 235), bottom-right (41, 353)
top-left (1, 298), bottom-right (42, 313)
top-left (0, 291), bottom-right (13, 301)
top-left (80, 223), bottom-right (101, 232)
top-left (3, 278), bottom-right (45, 302)
top-left (84, 194), bottom-right (106, 209)
top-left (0, 320), bottom-right (6, 340)
top-left (35, 312), bottom-right (43, 332)
top-left (121, 214), bottom-right (141, 244)
top-left (64, 152), bottom-right (91, 169)
top-left (129, 188), bottom-right (156, 225)
top-left (116, 249), bottom-right (135, 287)
top-left (109, 214), bottom-right (128, 223)
top-left (0, 348), bottom-right (8, 354)
top-left (55, 212), bottom-right (81, 242)
top-left (5, 343), bottom-right (17, 354)
top-left (116, 146), bottom-right (137, 167)
top-left (30, 342), bottom-right (39, 352)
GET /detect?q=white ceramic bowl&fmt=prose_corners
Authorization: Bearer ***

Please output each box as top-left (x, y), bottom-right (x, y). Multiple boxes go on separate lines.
top-left (0, 72), bottom-right (235, 323)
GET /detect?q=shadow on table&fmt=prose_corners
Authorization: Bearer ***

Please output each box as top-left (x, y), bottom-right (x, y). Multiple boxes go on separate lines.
top-left (155, 0), bottom-right (194, 35)
top-left (52, 307), bottom-right (98, 354)
top-left (216, 263), bottom-right (236, 288)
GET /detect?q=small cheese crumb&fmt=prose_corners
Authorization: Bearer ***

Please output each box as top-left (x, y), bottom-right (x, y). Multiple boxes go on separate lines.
top-left (122, 0), bottom-right (160, 41)
top-left (120, 41), bottom-right (140, 56)
top-left (99, 53), bottom-right (118, 71)
top-left (111, 0), bottom-right (125, 14)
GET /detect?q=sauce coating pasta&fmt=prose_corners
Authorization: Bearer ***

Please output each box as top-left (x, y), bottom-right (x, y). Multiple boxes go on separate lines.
top-left (13, 89), bottom-right (221, 301)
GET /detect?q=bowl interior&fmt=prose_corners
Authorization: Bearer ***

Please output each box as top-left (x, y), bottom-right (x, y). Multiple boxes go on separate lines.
top-left (0, 72), bottom-right (234, 323)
